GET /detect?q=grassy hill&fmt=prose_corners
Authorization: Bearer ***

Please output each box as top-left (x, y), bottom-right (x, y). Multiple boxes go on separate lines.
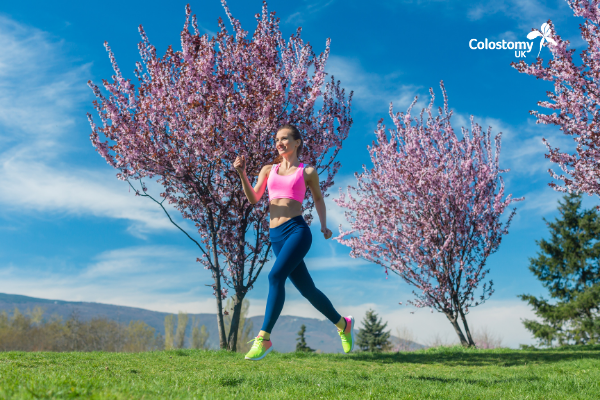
top-left (1, 346), bottom-right (598, 399)
top-left (0, 293), bottom-right (424, 353)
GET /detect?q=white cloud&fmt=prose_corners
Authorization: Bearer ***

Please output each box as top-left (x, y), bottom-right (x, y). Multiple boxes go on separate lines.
top-left (397, 0), bottom-right (450, 3)
top-left (84, 245), bottom-right (200, 277)
top-left (325, 55), bottom-right (428, 115)
top-left (0, 15), bottom-right (187, 235)
top-left (518, 186), bottom-right (563, 215)
top-left (0, 16), bottom-right (89, 153)
top-left (566, 33), bottom-right (587, 50)
top-left (303, 254), bottom-right (370, 271)
top-left (285, 0), bottom-right (336, 25)
top-left (516, 185), bottom-right (600, 222)
top-left (0, 245), bottom-right (215, 314)
top-left (380, 0), bottom-right (569, 31)
top-left (194, 21), bottom-right (217, 38)
top-left (0, 159), bottom-right (177, 233)
top-left (450, 111), bottom-right (574, 183)
top-left (467, 0), bottom-right (559, 26)
top-left (489, 30), bottom-right (518, 43)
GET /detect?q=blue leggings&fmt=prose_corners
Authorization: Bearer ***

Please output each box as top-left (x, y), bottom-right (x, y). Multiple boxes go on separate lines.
top-left (261, 215), bottom-right (342, 333)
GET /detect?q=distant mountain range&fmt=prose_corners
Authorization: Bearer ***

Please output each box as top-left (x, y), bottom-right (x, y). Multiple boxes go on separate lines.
top-left (0, 293), bottom-right (425, 353)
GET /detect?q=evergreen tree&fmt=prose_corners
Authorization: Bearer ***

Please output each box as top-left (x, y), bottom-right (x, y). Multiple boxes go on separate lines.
top-left (520, 193), bottom-right (600, 346)
top-left (295, 324), bottom-right (315, 352)
top-left (356, 309), bottom-right (391, 352)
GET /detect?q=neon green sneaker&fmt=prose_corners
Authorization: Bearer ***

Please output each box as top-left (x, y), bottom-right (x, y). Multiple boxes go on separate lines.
top-left (244, 336), bottom-right (273, 361)
top-left (338, 316), bottom-right (355, 353)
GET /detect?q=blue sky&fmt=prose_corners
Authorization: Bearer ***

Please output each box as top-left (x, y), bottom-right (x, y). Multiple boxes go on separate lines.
top-left (0, 0), bottom-right (594, 347)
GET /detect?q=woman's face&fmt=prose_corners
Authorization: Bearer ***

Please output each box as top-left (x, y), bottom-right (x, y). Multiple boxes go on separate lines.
top-left (274, 129), bottom-right (301, 156)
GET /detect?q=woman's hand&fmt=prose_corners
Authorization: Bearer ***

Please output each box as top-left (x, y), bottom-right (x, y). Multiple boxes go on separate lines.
top-left (233, 154), bottom-right (246, 174)
top-left (321, 226), bottom-right (332, 240)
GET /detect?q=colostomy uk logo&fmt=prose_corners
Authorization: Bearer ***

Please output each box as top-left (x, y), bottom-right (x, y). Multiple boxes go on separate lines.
top-left (469, 22), bottom-right (556, 58)
top-left (527, 22), bottom-right (557, 57)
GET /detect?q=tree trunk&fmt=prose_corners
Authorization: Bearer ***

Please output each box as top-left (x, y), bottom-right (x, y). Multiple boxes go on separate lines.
top-left (226, 292), bottom-right (245, 352)
top-left (208, 215), bottom-right (228, 350)
top-left (213, 268), bottom-right (227, 350)
top-left (458, 307), bottom-right (476, 347)
top-left (444, 312), bottom-right (469, 347)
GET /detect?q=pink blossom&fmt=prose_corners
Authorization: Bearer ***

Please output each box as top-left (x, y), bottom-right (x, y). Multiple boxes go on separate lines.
top-left (87, 1), bottom-right (352, 350)
top-left (334, 81), bottom-right (522, 347)
top-left (511, 3), bottom-right (600, 199)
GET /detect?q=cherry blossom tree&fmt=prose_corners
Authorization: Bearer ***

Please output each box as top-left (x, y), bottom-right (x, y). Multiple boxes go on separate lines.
top-left (334, 81), bottom-right (521, 347)
top-left (87, 1), bottom-right (352, 351)
top-left (511, 1), bottom-right (600, 198)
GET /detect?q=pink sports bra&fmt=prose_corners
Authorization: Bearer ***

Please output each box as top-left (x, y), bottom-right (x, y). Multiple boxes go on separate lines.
top-left (267, 163), bottom-right (306, 203)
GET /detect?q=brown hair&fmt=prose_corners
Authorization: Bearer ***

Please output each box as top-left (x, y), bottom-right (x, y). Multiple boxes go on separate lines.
top-left (272, 124), bottom-right (303, 164)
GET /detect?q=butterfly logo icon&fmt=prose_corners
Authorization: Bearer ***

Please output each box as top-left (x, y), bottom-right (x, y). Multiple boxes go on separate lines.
top-left (527, 22), bottom-right (557, 57)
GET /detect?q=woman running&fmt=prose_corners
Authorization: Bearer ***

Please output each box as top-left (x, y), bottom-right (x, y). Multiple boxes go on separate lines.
top-left (233, 124), bottom-right (354, 361)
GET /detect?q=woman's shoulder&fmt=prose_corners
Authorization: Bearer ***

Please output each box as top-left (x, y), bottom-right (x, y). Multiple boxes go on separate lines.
top-left (260, 164), bottom-right (276, 176)
top-left (301, 165), bottom-right (318, 182)
top-left (302, 164), bottom-right (316, 174)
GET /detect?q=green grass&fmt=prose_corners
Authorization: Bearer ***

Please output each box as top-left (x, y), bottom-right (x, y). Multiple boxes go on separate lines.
top-left (1, 346), bottom-right (599, 399)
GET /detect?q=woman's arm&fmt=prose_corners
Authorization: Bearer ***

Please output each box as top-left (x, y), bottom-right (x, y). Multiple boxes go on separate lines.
top-left (234, 155), bottom-right (271, 204)
top-left (304, 166), bottom-right (332, 239)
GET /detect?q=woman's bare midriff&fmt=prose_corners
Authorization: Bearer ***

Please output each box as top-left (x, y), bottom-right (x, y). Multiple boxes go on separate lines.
top-left (269, 198), bottom-right (303, 228)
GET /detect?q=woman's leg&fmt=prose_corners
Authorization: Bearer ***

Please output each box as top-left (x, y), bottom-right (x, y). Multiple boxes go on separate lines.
top-left (289, 260), bottom-right (342, 324)
top-left (290, 261), bottom-right (354, 354)
top-left (260, 227), bottom-right (312, 333)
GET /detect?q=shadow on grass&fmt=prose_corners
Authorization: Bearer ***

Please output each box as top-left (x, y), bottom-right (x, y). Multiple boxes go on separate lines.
top-left (409, 375), bottom-right (541, 386)
top-left (217, 377), bottom-right (244, 387)
top-left (319, 345), bottom-right (600, 367)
